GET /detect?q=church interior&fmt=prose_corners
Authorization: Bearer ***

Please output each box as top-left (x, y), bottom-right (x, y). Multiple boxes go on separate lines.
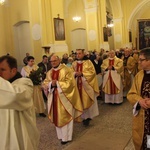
top-left (0, 0), bottom-right (150, 149)
top-left (0, 0), bottom-right (150, 67)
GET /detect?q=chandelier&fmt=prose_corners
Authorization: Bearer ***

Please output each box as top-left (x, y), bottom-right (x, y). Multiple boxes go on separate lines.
top-left (107, 21), bottom-right (114, 27)
top-left (0, 0), bottom-right (5, 5)
top-left (72, 16), bottom-right (81, 22)
top-left (72, 0), bottom-right (81, 22)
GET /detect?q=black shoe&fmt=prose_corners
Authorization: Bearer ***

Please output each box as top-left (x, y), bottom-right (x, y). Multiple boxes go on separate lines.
top-left (83, 118), bottom-right (91, 126)
top-left (97, 96), bottom-right (101, 100)
top-left (39, 113), bottom-right (46, 117)
top-left (61, 141), bottom-right (68, 145)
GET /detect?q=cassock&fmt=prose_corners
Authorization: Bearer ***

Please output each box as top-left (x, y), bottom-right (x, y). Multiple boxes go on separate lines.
top-left (101, 56), bottom-right (123, 104)
top-left (0, 77), bottom-right (39, 150)
top-left (43, 64), bottom-right (83, 142)
top-left (72, 59), bottom-right (99, 120)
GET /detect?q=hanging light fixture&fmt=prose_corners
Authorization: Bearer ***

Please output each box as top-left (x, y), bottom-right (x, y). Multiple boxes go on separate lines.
top-left (107, 21), bottom-right (114, 27)
top-left (72, 0), bottom-right (81, 22)
top-left (0, 0), bottom-right (5, 5)
top-left (72, 16), bottom-right (81, 22)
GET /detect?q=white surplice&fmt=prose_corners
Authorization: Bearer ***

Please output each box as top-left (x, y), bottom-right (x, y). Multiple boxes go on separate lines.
top-left (0, 77), bottom-right (39, 150)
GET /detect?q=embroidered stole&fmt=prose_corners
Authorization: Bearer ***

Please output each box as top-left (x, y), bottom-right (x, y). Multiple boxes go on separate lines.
top-left (51, 69), bottom-right (60, 126)
top-left (142, 72), bottom-right (150, 149)
top-left (107, 59), bottom-right (118, 94)
top-left (77, 62), bottom-right (83, 102)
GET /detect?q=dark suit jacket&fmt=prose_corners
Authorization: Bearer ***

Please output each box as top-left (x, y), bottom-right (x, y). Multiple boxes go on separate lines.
top-left (38, 62), bottom-right (51, 80)
top-left (91, 59), bottom-right (102, 74)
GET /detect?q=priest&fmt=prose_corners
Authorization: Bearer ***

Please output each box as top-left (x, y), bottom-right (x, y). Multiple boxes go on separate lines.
top-left (43, 54), bottom-right (83, 144)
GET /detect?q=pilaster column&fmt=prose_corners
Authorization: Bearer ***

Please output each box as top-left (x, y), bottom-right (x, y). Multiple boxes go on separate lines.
top-left (85, 6), bottom-right (99, 51)
top-left (98, 0), bottom-right (109, 50)
top-left (40, 0), bottom-right (54, 45)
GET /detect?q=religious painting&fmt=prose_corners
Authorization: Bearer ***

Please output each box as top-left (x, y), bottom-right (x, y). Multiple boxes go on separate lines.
top-left (54, 18), bottom-right (65, 41)
top-left (138, 19), bottom-right (150, 50)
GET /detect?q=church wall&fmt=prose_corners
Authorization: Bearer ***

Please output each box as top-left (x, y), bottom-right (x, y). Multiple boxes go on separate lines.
top-left (1, 0), bottom-right (150, 59)
top-left (0, 6), bottom-right (7, 55)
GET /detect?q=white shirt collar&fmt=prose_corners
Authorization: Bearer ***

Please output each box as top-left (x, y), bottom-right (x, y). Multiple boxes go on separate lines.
top-left (77, 60), bottom-right (82, 64)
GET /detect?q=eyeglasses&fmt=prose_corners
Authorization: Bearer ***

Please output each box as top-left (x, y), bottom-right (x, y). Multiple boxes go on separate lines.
top-left (138, 58), bottom-right (147, 62)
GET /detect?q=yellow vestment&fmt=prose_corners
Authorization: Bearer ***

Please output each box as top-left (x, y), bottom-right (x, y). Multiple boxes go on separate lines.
top-left (132, 53), bottom-right (140, 76)
top-left (43, 64), bottom-right (83, 127)
top-left (127, 70), bottom-right (145, 150)
top-left (122, 56), bottom-right (136, 91)
top-left (72, 60), bottom-right (99, 112)
top-left (101, 56), bottom-right (123, 94)
top-left (22, 65), bottom-right (38, 77)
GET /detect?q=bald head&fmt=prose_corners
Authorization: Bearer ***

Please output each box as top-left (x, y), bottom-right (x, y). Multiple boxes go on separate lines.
top-left (108, 50), bottom-right (115, 58)
top-left (50, 54), bottom-right (60, 68)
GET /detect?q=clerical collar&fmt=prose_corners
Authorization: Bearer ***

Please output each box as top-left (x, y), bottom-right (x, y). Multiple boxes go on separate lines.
top-left (77, 60), bottom-right (82, 64)
top-left (108, 57), bottom-right (114, 60)
top-left (94, 59), bottom-right (98, 64)
top-left (146, 70), bottom-right (150, 74)
top-left (53, 64), bottom-right (60, 70)
top-left (9, 72), bottom-right (22, 83)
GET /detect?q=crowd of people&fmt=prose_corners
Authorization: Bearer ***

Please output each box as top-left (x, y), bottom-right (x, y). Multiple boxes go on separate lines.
top-left (0, 47), bottom-right (149, 150)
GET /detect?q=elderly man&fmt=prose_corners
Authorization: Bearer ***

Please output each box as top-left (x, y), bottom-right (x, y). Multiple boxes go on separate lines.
top-left (43, 54), bottom-right (83, 144)
top-left (127, 48), bottom-right (150, 150)
top-left (72, 49), bottom-right (99, 126)
top-left (0, 55), bottom-right (39, 150)
top-left (101, 50), bottom-right (123, 104)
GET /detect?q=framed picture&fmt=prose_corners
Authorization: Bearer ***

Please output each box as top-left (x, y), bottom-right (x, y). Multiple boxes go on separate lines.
top-left (54, 18), bottom-right (65, 41)
top-left (138, 19), bottom-right (150, 49)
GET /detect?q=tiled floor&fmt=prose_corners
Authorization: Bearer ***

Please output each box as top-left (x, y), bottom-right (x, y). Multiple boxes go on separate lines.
top-left (37, 99), bottom-right (135, 150)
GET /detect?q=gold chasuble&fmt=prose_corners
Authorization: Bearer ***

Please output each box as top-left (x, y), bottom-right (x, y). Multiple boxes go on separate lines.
top-left (51, 69), bottom-right (60, 126)
top-left (72, 60), bottom-right (99, 110)
top-left (101, 56), bottom-right (123, 95)
top-left (127, 70), bottom-right (150, 150)
top-left (43, 64), bottom-right (83, 127)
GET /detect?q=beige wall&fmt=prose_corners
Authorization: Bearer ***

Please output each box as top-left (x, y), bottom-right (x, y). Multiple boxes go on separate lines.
top-left (0, 7), bottom-right (7, 55)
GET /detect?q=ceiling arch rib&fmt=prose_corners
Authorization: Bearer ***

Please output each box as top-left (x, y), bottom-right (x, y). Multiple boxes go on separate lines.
top-left (127, 0), bottom-right (150, 30)
top-left (108, 0), bottom-right (123, 19)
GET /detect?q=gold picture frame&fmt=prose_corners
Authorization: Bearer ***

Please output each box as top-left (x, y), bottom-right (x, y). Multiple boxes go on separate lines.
top-left (54, 18), bottom-right (65, 41)
top-left (138, 19), bottom-right (150, 50)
